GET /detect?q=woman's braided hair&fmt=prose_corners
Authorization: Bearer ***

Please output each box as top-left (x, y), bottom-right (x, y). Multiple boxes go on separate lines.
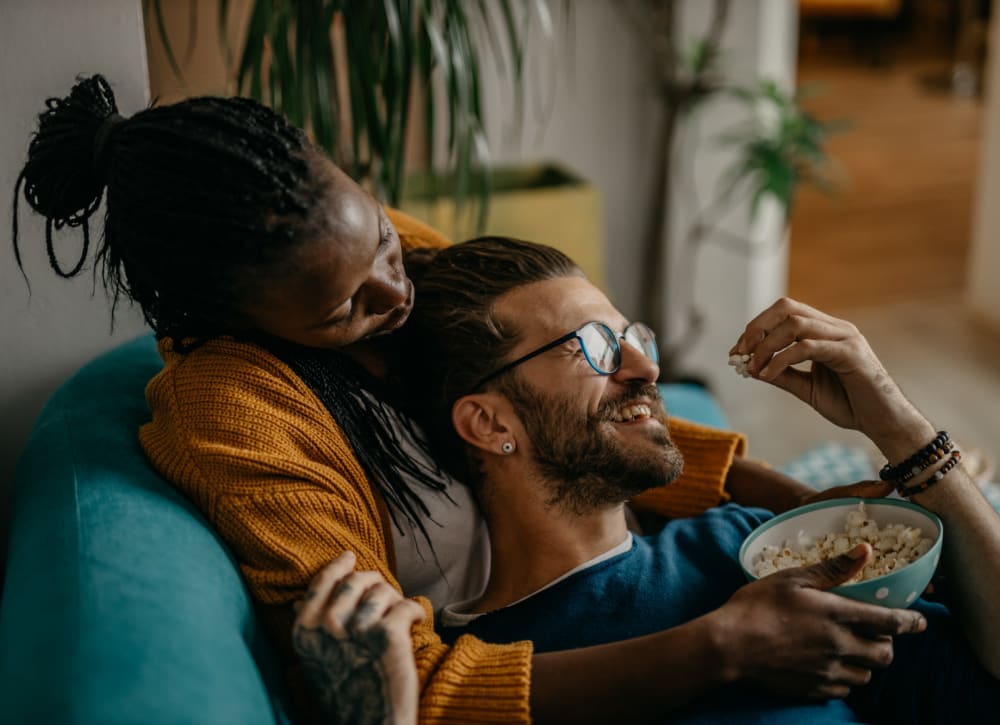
top-left (12, 74), bottom-right (448, 543)
top-left (13, 74), bottom-right (315, 344)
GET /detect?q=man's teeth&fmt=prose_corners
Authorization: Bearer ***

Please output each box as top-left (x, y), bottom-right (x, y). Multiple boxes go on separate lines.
top-left (611, 404), bottom-right (652, 422)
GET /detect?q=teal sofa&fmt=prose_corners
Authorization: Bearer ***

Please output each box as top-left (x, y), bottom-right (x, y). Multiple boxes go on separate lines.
top-left (0, 335), bottom-right (727, 724)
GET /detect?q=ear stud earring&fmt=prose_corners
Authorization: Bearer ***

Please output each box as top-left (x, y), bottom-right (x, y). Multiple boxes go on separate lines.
top-left (501, 441), bottom-right (515, 454)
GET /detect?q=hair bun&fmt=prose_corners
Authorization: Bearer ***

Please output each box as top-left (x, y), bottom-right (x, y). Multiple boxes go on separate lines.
top-left (18, 74), bottom-right (122, 227)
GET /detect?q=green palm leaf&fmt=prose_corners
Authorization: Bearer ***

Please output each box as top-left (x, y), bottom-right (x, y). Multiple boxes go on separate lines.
top-left (149, 0), bottom-right (557, 213)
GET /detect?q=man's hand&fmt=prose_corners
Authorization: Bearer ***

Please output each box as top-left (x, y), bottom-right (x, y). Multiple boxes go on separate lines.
top-left (292, 551), bottom-right (425, 725)
top-left (716, 543), bottom-right (927, 700)
top-left (730, 298), bottom-right (935, 457)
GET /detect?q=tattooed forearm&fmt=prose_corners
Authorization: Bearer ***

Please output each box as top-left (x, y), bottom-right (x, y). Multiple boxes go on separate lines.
top-left (294, 622), bottom-right (393, 725)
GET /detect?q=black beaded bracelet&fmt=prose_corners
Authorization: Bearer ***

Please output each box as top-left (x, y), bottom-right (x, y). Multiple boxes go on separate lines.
top-left (888, 440), bottom-right (955, 485)
top-left (898, 450), bottom-right (962, 498)
top-left (879, 430), bottom-right (951, 483)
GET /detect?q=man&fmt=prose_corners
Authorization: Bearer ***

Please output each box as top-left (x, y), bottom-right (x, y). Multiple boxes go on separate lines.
top-left (398, 237), bottom-right (1000, 722)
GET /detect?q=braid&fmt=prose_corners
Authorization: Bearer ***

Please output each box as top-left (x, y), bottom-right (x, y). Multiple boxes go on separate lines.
top-left (263, 340), bottom-right (453, 547)
top-left (13, 75), bottom-right (461, 551)
top-left (13, 75), bottom-right (118, 279)
top-left (102, 95), bottom-right (314, 344)
top-left (13, 75), bottom-right (314, 344)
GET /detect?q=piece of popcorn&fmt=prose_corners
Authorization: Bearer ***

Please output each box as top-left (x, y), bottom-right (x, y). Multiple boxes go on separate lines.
top-left (728, 352), bottom-right (754, 378)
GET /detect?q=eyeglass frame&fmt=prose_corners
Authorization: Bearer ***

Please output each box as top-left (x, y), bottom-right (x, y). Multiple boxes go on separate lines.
top-left (469, 321), bottom-right (658, 392)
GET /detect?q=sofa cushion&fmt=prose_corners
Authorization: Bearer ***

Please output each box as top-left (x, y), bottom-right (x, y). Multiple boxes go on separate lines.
top-left (0, 335), bottom-right (733, 724)
top-left (0, 335), bottom-right (289, 725)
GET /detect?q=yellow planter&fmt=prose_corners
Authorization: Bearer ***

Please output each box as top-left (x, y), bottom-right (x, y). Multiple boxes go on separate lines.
top-left (400, 163), bottom-right (606, 289)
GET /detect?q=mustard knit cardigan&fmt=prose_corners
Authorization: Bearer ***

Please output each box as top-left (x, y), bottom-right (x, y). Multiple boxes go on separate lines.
top-left (140, 208), bottom-right (747, 723)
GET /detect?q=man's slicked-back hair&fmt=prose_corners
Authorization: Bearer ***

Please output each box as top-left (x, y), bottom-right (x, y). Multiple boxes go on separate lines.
top-left (398, 236), bottom-right (584, 483)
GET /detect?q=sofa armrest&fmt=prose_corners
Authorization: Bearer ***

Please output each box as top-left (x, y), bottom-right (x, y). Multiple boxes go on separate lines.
top-left (659, 382), bottom-right (729, 429)
top-left (0, 336), bottom-right (290, 725)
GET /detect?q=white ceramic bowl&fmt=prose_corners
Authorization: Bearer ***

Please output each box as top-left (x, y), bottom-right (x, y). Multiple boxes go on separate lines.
top-left (739, 497), bottom-right (943, 608)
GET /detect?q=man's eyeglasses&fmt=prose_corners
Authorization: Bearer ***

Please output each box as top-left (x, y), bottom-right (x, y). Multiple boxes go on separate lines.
top-left (471, 321), bottom-right (659, 391)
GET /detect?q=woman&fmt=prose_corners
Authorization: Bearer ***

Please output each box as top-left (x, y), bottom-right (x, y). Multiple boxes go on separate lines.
top-left (14, 75), bottom-right (907, 724)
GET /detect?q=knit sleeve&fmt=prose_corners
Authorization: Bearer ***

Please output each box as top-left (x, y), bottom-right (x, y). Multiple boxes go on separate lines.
top-left (629, 417), bottom-right (747, 520)
top-left (140, 339), bottom-right (531, 723)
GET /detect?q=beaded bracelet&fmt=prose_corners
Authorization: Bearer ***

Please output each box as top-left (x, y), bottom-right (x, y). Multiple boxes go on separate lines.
top-left (887, 440), bottom-right (955, 485)
top-left (898, 449), bottom-right (962, 498)
top-left (879, 430), bottom-right (951, 483)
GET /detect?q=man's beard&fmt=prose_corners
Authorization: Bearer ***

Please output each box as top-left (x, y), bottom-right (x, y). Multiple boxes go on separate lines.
top-left (501, 378), bottom-right (685, 515)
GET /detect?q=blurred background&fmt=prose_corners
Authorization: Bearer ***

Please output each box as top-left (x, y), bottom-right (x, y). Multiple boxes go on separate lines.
top-left (3, 0), bottom-right (999, 554)
top-left (140, 0), bottom-right (1000, 483)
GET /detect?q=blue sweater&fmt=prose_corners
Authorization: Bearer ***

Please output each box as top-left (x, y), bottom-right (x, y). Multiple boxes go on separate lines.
top-left (439, 504), bottom-right (1000, 724)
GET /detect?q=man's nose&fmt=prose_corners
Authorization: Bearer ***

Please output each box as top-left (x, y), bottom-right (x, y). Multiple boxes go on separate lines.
top-left (613, 338), bottom-right (660, 384)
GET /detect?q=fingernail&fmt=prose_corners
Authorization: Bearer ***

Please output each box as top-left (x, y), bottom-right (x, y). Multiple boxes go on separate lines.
top-left (848, 543), bottom-right (868, 560)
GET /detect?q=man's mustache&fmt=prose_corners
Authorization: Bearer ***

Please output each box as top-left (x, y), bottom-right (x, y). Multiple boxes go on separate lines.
top-left (595, 382), bottom-right (663, 421)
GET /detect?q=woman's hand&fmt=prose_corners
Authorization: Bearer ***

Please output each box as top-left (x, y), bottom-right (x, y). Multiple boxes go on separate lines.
top-left (731, 298), bottom-right (935, 458)
top-left (797, 479), bottom-right (895, 508)
top-left (293, 551), bottom-right (425, 725)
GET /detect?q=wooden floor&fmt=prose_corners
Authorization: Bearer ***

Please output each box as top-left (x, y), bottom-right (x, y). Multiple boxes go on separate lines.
top-left (729, 24), bottom-right (999, 478)
top-left (788, 36), bottom-right (983, 310)
top-left (728, 295), bottom-right (1000, 480)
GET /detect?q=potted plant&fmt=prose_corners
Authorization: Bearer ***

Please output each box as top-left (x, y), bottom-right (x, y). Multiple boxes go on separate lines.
top-left (623, 0), bottom-right (842, 380)
top-left (145, 0), bottom-right (562, 210)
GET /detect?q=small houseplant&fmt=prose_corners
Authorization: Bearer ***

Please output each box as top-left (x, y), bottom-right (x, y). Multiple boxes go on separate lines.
top-left (623, 0), bottom-right (842, 378)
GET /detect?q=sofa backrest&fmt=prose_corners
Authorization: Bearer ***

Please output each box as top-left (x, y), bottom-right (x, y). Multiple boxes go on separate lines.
top-left (0, 331), bottom-right (734, 724)
top-left (0, 335), bottom-right (290, 724)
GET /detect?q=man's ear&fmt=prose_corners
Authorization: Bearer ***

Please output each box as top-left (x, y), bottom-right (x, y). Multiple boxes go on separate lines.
top-left (452, 393), bottom-right (516, 455)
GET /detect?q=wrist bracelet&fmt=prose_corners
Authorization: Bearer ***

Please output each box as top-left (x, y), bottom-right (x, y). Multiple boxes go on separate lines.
top-left (898, 449), bottom-right (962, 498)
top-left (888, 440), bottom-right (955, 484)
top-left (879, 430), bottom-right (951, 483)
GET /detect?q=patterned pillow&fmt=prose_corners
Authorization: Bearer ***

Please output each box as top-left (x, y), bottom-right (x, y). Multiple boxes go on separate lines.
top-left (778, 442), bottom-right (876, 492)
top-left (779, 441), bottom-right (1000, 514)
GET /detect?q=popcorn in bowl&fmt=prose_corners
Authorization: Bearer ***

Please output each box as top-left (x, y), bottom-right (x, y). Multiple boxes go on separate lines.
top-left (750, 502), bottom-right (934, 583)
top-left (739, 497), bottom-right (944, 608)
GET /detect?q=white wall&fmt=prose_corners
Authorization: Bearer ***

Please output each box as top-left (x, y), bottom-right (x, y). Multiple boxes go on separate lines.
top-left (475, 0), bottom-right (660, 317)
top-left (968, 12), bottom-right (1000, 331)
top-left (477, 0), bottom-right (796, 411)
top-left (0, 1), bottom-right (150, 536)
top-left (670, 0), bottom-right (798, 410)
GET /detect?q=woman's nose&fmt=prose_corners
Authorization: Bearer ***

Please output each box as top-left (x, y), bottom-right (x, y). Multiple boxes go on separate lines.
top-left (361, 264), bottom-right (409, 315)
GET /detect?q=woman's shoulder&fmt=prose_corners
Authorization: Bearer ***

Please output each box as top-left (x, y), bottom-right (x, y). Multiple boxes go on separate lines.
top-left (384, 206), bottom-right (451, 250)
top-left (147, 336), bottom-right (332, 432)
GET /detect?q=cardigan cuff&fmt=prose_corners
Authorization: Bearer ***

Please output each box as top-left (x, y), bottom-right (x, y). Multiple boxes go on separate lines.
top-left (629, 416), bottom-right (747, 520)
top-left (417, 629), bottom-right (534, 723)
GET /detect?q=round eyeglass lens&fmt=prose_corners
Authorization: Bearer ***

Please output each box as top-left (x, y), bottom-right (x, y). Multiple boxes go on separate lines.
top-left (624, 322), bottom-right (659, 363)
top-left (579, 322), bottom-right (619, 372)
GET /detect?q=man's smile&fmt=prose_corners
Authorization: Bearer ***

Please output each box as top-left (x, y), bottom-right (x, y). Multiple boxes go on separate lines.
top-left (609, 403), bottom-right (653, 423)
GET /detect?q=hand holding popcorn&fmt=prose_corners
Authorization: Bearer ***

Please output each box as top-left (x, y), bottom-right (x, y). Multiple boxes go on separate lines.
top-left (728, 297), bottom-right (935, 462)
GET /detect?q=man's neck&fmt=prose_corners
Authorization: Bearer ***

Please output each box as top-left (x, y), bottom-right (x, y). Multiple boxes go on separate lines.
top-left (473, 473), bottom-right (629, 613)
